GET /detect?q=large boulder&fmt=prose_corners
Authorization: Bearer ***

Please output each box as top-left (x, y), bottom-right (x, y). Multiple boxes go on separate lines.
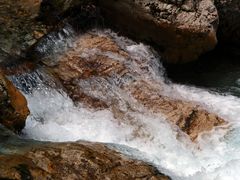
top-left (38, 0), bottom-right (218, 63)
top-left (0, 0), bottom-right (49, 63)
top-left (31, 30), bottom-right (226, 141)
top-left (127, 81), bottom-right (225, 140)
top-left (0, 141), bottom-right (170, 180)
top-left (0, 72), bottom-right (29, 132)
top-left (97, 0), bottom-right (218, 63)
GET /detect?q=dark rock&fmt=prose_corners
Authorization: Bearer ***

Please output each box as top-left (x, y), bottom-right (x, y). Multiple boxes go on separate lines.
top-left (38, 0), bottom-right (218, 63)
top-left (0, 0), bottom-right (49, 61)
top-left (0, 72), bottom-right (29, 132)
top-left (215, 0), bottom-right (240, 45)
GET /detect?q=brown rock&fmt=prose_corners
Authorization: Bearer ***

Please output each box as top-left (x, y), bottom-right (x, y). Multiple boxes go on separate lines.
top-left (41, 0), bottom-right (219, 63)
top-left (38, 0), bottom-right (100, 30)
top-left (126, 80), bottom-right (226, 140)
top-left (98, 0), bottom-right (219, 63)
top-left (0, 142), bottom-right (170, 180)
top-left (0, 72), bottom-right (29, 132)
top-left (50, 33), bottom-right (128, 109)
top-left (0, 0), bottom-right (49, 62)
top-left (43, 32), bottom-right (226, 140)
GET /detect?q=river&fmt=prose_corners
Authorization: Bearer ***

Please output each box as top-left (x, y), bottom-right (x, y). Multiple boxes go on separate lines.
top-left (5, 27), bottom-right (240, 180)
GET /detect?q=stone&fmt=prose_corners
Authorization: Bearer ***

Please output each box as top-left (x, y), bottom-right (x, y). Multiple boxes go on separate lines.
top-left (0, 72), bottom-right (29, 132)
top-left (38, 0), bottom-right (218, 63)
top-left (97, 0), bottom-right (218, 63)
top-left (0, 0), bottom-right (49, 63)
top-left (37, 31), bottom-right (226, 141)
top-left (0, 141), bottom-right (170, 180)
top-left (127, 80), bottom-right (226, 140)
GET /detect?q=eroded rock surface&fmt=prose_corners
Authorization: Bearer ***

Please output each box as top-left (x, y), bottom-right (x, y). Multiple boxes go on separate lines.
top-left (0, 0), bottom-right (49, 63)
top-left (0, 72), bottom-right (29, 132)
top-left (127, 81), bottom-right (225, 140)
top-left (0, 141), bottom-right (169, 180)
top-left (99, 0), bottom-right (219, 63)
top-left (38, 31), bottom-right (226, 141)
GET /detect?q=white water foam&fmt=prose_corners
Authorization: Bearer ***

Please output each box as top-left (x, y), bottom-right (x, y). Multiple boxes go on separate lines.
top-left (13, 29), bottom-right (240, 180)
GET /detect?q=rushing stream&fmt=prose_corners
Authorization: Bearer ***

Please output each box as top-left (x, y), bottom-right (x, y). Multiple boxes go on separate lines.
top-left (7, 28), bottom-right (240, 180)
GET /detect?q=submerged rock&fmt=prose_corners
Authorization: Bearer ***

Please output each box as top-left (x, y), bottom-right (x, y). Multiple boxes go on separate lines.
top-left (0, 72), bottom-right (29, 132)
top-left (39, 0), bottom-right (218, 63)
top-left (0, 141), bottom-right (170, 180)
top-left (37, 30), bottom-right (226, 141)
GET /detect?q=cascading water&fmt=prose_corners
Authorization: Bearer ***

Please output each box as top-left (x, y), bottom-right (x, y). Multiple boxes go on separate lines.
top-left (9, 28), bottom-right (240, 180)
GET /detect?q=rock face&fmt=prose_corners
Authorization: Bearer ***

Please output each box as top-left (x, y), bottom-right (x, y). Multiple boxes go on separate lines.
top-left (127, 81), bottom-right (225, 140)
top-left (0, 0), bottom-right (49, 63)
top-left (215, 0), bottom-right (240, 45)
top-left (34, 31), bottom-right (226, 141)
top-left (38, 0), bottom-right (218, 63)
top-left (0, 72), bottom-right (29, 132)
top-left (0, 141), bottom-right (170, 180)
top-left (97, 0), bottom-right (218, 63)
top-left (39, 0), bottom-right (100, 29)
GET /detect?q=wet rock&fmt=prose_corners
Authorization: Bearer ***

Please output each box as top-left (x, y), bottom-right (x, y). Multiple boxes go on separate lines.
top-left (42, 31), bottom-right (226, 140)
top-left (127, 81), bottom-right (226, 140)
top-left (0, 141), bottom-right (170, 180)
top-left (0, 0), bottom-right (49, 62)
top-left (0, 72), bottom-right (29, 132)
top-left (50, 33), bottom-right (128, 109)
top-left (39, 0), bottom-right (101, 30)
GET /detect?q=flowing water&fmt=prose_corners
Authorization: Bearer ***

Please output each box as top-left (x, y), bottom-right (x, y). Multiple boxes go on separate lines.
top-left (166, 51), bottom-right (240, 98)
top-left (6, 28), bottom-right (240, 180)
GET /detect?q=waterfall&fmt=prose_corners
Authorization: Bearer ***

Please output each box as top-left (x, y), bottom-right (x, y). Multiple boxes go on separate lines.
top-left (9, 28), bottom-right (240, 180)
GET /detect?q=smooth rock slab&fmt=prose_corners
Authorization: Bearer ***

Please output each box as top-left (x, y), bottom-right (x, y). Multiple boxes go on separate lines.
top-left (0, 141), bottom-right (170, 180)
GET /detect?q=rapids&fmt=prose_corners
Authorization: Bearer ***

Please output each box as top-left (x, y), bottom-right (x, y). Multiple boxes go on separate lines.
top-left (9, 28), bottom-right (240, 180)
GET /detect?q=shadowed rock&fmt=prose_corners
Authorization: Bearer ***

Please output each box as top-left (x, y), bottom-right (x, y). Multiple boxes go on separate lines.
top-left (38, 0), bottom-right (218, 63)
top-left (0, 72), bottom-right (29, 132)
top-left (215, 0), bottom-right (240, 45)
top-left (0, 0), bottom-right (49, 60)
